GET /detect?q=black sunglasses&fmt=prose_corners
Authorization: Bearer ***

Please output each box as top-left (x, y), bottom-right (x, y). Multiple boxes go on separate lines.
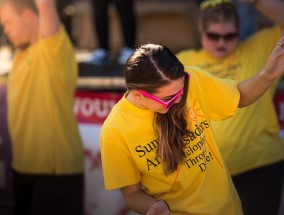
top-left (205, 32), bottom-right (239, 42)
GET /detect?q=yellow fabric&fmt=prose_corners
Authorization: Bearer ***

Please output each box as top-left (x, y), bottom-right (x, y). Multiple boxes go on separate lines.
top-left (177, 25), bottom-right (284, 175)
top-left (0, 76), bottom-right (7, 86)
top-left (100, 67), bottom-right (243, 215)
top-left (8, 26), bottom-right (84, 174)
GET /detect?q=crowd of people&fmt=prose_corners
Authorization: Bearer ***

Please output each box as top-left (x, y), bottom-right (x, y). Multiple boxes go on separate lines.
top-left (1, 0), bottom-right (284, 215)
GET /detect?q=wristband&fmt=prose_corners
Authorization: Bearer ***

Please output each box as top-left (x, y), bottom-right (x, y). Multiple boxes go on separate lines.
top-left (157, 199), bottom-right (171, 211)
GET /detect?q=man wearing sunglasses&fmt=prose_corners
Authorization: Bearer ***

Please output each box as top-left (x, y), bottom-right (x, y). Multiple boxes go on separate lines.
top-left (177, 0), bottom-right (284, 215)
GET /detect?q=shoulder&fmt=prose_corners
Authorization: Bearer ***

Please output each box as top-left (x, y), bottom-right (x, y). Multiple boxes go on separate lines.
top-left (185, 66), bottom-right (238, 91)
top-left (240, 25), bottom-right (281, 49)
top-left (185, 66), bottom-right (216, 80)
top-left (176, 48), bottom-right (202, 63)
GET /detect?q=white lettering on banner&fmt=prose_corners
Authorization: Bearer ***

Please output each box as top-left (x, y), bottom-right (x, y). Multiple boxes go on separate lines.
top-left (74, 97), bottom-right (116, 118)
top-left (74, 91), bottom-right (123, 124)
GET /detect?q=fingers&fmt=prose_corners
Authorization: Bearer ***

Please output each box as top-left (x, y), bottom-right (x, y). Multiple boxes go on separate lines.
top-left (275, 36), bottom-right (284, 50)
top-left (146, 201), bottom-right (170, 215)
top-left (277, 41), bottom-right (284, 48)
top-left (269, 36), bottom-right (284, 61)
top-left (146, 202), bottom-right (159, 215)
top-left (265, 36), bottom-right (284, 79)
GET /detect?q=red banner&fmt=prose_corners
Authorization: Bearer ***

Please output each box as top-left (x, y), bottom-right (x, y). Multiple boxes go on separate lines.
top-left (74, 91), bottom-right (123, 124)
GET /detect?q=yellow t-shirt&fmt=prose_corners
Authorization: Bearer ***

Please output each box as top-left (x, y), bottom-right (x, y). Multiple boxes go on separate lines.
top-left (100, 67), bottom-right (243, 215)
top-left (177, 25), bottom-right (284, 175)
top-left (0, 76), bottom-right (7, 86)
top-left (8, 26), bottom-right (84, 174)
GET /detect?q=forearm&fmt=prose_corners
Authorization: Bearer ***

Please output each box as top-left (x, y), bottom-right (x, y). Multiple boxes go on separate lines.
top-left (120, 183), bottom-right (170, 215)
top-left (238, 69), bottom-right (272, 107)
top-left (252, 0), bottom-right (284, 29)
top-left (35, 0), bottom-right (60, 37)
top-left (126, 193), bottom-right (156, 214)
top-left (122, 190), bottom-right (156, 214)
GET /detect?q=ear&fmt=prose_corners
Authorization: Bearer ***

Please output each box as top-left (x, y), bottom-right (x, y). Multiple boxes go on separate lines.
top-left (132, 90), bottom-right (143, 101)
top-left (22, 8), bottom-right (36, 23)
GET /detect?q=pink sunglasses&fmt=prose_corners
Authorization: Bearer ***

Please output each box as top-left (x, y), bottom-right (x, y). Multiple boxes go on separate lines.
top-left (137, 87), bottom-right (184, 109)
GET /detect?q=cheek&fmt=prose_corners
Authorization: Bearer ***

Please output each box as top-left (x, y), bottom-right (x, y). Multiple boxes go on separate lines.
top-left (203, 40), bottom-right (217, 56)
top-left (16, 23), bottom-right (27, 34)
top-left (12, 17), bottom-right (28, 33)
top-left (7, 23), bottom-right (19, 38)
top-left (226, 41), bottom-right (238, 53)
top-left (141, 98), bottom-right (164, 111)
top-left (152, 103), bottom-right (166, 112)
top-left (231, 40), bottom-right (238, 48)
top-left (149, 101), bottom-right (167, 112)
top-left (202, 37), bottom-right (215, 50)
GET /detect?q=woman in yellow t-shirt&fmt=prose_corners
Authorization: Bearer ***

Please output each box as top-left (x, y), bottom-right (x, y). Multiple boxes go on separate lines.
top-left (177, 0), bottom-right (284, 214)
top-left (100, 42), bottom-right (284, 215)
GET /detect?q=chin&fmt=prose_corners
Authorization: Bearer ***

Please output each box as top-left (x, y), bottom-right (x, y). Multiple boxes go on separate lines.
top-left (157, 109), bottom-right (169, 114)
top-left (16, 42), bottom-right (30, 50)
top-left (212, 52), bottom-right (228, 58)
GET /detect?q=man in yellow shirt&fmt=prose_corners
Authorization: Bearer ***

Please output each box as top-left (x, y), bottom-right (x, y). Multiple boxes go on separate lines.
top-left (177, 0), bottom-right (284, 214)
top-left (0, 0), bottom-right (84, 214)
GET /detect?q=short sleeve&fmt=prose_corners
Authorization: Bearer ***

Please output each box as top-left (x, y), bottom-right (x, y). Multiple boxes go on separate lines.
top-left (186, 66), bottom-right (240, 121)
top-left (100, 123), bottom-right (141, 190)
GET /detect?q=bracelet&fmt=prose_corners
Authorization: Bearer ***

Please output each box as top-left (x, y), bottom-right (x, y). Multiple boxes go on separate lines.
top-left (157, 199), bottom-right (171, 211)
top-left (251, 0), bottom-right (258, 5)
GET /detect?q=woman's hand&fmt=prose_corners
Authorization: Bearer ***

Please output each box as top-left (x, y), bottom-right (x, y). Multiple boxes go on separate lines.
top-left (146, 200), bottom-right (171, 215)
top-left (262, 36), bottom-right (284, 82)
top-left (238, 36), bottom-right (284, 108)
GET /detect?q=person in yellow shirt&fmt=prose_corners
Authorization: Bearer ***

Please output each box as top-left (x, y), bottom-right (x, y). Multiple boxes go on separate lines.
top-left (100, 41), bottom-right (284, 215)
top-left (0, 0), bottom-right (84, 214)
top-left (176, 0), bottom-right (284, 214)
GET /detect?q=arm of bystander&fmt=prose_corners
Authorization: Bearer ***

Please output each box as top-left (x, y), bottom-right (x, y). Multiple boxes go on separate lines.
top-left (34, 0), bottom-right (60, 38)
top-left (240, 0), bottom-right (284, 30)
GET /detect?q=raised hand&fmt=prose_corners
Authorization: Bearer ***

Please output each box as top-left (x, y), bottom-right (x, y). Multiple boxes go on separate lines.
top-left (261, 36), bottom-right (284, 81)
